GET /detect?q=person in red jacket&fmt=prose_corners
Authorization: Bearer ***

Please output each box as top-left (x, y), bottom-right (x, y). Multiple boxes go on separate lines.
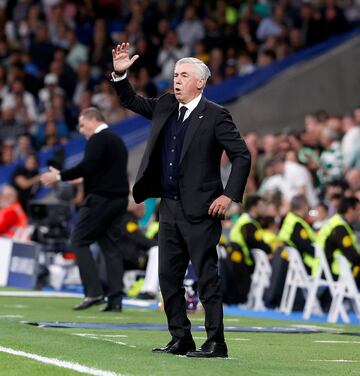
top-left (0, 185), bottom-right (28, 237)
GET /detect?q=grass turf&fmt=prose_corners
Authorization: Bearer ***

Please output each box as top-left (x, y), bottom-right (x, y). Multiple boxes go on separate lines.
top-left (0, 291), bottom-right (359, 376)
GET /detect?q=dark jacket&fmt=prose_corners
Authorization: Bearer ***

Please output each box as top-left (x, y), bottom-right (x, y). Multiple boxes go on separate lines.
top-left (111, 78), bottom-right (251, 221)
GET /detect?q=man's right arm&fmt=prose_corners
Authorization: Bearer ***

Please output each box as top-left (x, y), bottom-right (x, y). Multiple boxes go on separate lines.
top-left (110, 42), bottom-right (158, 120)
top-left (110, 77), bottom-right (157, 120)
top-left (61, 136), bottom-right (104, 181)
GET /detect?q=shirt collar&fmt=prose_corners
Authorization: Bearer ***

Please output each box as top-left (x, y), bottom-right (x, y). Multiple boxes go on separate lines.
top-left (94, 123), bottom-right (108, 134)
top-left (178, 94), bottom-right (202, 115)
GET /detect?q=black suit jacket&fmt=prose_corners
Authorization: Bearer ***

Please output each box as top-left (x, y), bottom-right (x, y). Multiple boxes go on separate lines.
top-left (112, 78), bottom-right (251, 221)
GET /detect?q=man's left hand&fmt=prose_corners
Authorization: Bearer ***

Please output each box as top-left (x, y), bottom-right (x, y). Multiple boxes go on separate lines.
top-left (208, 195), bottom-right (232, 219)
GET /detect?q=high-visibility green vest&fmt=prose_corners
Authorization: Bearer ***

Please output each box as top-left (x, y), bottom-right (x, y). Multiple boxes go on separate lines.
top-left (278, 212), bottom-right (316, 270)
top-left (229, 213), bottom-right (261, 266)
top-left (317, 214), bottom-right (359, 275)
top-left (145, 221), bottom-right (159, 239)
top-left (262, 229), bottom-right (283, 252)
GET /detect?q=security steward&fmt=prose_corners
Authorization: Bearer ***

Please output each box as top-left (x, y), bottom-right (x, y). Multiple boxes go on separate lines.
top-left (265, 194), bottom-right (316, 308)
top-left (317, 196), bottom-right (360, 287)
top-left (278, 194), bottom-right (316, 273)
top-left (120, 201), bottom-right (157, 271)
top-left (222, 195), bottom-right (272, 304)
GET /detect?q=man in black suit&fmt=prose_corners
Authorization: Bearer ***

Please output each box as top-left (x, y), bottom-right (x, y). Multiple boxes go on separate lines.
top-left (111, 43), bottom-right (251, 357)
top-left (41, 107), bottom-right (129, 312)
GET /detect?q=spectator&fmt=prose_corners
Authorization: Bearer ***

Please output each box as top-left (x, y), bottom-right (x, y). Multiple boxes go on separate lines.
top-left (29, 23), bottom-right (55, 73)
top-left (11, 153), bottom-right (40, 213)
top-left (257, 48), bottom-right (277, 67)
top-left (176, 5), bottom-right (205, 50)
top-left (256, 4), bottom-right (291, 41)
top-left (318, 127), bottom-right (343, 185)
top-left (341, 110), bottom-right (360, 169)
top-left (345, 168), bottom-right (360, 196)
top-left (0, 106), bottom-right (25, 143)
top-left (322, 0), bottom-right (347, 40)
top-left (297, 1), bottom-right (324, 46)
top-left (156, 30), bottom-right (188, 81)
top-left (12, 134), bottom-right (34, 161)
top-left (1, 139), bottom-right (15, 166)
top-left (256, 133), bottom-right (278, 183)
top-left (1, 79), bottom-right (38, 129)
top-left (237, 51), bottom-right (256, 76)
top-left (38, 72), bottom-right (65, 111)
top-left (88, 18), bottom-right (113, 75)
top-left (35, 107), bottom-right (69, 148)
top-left (72, 62), bottom-right (96, 108)
top-left (65, 27), bottom-right (88, 71)
top-left (0, 185), bottom-right (28, 238)
top-left (260, 153), bottom-right (319, 207)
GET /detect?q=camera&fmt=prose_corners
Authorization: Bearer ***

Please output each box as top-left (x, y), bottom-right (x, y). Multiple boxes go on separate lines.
top-left (29, 201), bottom-right (72, 252)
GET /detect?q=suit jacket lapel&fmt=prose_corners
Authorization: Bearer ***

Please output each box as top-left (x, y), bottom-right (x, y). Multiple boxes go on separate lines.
top-left (180, 97), bottom-right (207, 164)
top-left (146, 101), bottom-right (178, 154)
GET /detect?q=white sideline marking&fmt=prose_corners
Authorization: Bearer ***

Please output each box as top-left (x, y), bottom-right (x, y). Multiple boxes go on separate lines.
top-left (71, 333), bottom-right (135, 348)
top-left (0, 291), bottom-right (81, 298)
top-left (72, 333), bottom-right (128, 338)
top-left (310, 359), bottom-right (360, 363)
top-left (0, 345), bottom-right (125, 376)
top-left (191, 317), bottom-right (240, 323)
top-left (193, 336), bottom-right (249, 341)
top-left (315, 340), bottom-right (360, 344)
top-left (291, 325), bottom-right (342, 333)
top-left (4, 305), bottom-right (27, 309)
top-left (0, 315), bottom-right (24, 319)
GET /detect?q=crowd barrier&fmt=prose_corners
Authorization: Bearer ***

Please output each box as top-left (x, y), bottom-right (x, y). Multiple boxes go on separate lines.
top-left (0, 238), bottom-right (41, 289)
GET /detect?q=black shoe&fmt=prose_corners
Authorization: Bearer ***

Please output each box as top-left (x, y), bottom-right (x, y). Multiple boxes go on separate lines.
top-left (101, 302), bottom-right (122, 312)
top-left (152, 338), bottom-right (196, 355)
top-left (101, 297), bottom-right (122, 312)
top-left (73, 296), bottom-right (104, 311)
top-left (186, 341), bottom-right (228, 358)
top-left (137, 292), bottom-right (157, 300)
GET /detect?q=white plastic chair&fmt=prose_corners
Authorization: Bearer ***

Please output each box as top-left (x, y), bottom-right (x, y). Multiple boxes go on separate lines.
top-left (327, 254), bottom-right (360, 323)
top-left (302, 244), bottom-right (349, 322)
top-left (280, 246), bottom-right (323, 316)
top-left (247, 249), bottom-right (272, 311)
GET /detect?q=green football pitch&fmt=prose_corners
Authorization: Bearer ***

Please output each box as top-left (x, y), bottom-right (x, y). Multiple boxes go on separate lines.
top-left (0, 290), bottom-right (359, 376)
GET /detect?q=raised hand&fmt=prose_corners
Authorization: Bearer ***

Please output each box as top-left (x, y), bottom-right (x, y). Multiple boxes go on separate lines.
top-left (112, 42), bottom-right (139, 73)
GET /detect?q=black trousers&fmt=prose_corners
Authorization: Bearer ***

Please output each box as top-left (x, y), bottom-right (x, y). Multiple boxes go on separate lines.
top-left (70, 193), bottom-right (128, 299)
top-left (158, 198), bottom-right (224, 342)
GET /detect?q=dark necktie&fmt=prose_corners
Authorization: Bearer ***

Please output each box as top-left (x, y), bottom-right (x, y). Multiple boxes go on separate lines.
top-left (177, 106), bottom-right (188, 124)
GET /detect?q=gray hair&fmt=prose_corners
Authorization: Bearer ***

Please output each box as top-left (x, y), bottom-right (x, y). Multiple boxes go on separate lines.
top-left (175, 57), bottom-right (211, 83)
top-left (80, 107), bottom-right (105, 122)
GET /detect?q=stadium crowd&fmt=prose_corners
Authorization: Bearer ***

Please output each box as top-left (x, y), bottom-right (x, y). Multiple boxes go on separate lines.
top-left (0, 0), bottom-right (359, 308)
top-left (0, 0), bottom-right (360, 161)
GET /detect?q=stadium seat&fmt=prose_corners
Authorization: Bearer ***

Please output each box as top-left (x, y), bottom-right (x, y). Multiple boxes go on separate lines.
top-left (327, 255), bottom-right (360, 323)
top-left (247, 249), bottom-right (272, 311)
top-left (280, 246), bottom-right (323, 316)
